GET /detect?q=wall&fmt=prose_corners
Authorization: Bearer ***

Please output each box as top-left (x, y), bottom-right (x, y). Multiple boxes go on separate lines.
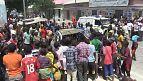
top-left (55, 0), bottom-right (143, 20)
top-left (129, 0), bottom-right (143, 5)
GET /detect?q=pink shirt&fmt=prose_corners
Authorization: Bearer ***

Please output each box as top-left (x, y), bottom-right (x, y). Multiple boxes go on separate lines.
top-left (103, 46), bottom-right (113, 64)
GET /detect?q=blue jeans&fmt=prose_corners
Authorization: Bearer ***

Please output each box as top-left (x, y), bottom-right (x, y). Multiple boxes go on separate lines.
top-left (104, 64), bottom-right (113, 77)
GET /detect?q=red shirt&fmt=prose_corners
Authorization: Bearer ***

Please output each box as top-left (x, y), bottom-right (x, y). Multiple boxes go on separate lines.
top-left (111, 42), bottom-right (117, 55)
top-left (41, 29), bottom-right (47, 38)
top-left (21, 55), bottom-right (40, 81)
top-left (103, 46), bottom-right (113, 64)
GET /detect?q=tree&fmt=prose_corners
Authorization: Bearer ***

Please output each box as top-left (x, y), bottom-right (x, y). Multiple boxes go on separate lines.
top-left (29, 0), bottom-right (55, 19)
top-left (5, 0), bottom-right (23, 12)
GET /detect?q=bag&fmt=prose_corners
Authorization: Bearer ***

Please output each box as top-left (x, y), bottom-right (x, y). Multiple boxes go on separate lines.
top-left (54, 70), bottom-right (61, 80)
top-left (53, 64), bottom-right (61, 80)
top-left (39, 68), bottom-right (51, 79)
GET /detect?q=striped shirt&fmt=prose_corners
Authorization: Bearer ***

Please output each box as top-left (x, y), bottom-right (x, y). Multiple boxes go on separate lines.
top-left (63, 46), bottom-right (78, 70)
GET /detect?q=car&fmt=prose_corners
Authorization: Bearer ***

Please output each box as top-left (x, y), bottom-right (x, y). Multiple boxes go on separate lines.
top-left (54, 28), bottom-right (84, 42)
top-left (77, 16), bottom-right (110, 29)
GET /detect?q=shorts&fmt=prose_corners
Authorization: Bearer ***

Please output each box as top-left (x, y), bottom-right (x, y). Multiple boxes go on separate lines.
top-left (104, 64), bottom-right (113, 77)
top-left (131, 42), bottom-right (138, 50)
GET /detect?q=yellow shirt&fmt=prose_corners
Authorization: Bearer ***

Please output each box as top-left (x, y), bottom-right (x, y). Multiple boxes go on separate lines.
top-left (118, 35), bottom-right (124, 49)
top-left (46, 52), bottom-right (54, 64)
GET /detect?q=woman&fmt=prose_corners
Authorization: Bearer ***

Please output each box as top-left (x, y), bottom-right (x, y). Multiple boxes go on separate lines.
top-left (38, 48), bottom-right (56, 81)
top-left (131, 32), bottom-right (139, 61)
top-left (121, 41), bottom-right (132, 77)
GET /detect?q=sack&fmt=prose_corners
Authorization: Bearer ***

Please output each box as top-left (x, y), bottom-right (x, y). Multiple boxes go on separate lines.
top-left (39, 68), bottom-right (51, 79)
top-left (54, 70), bottom-right (61, 80)
top-left (53, 64), bottom-right (61, 80)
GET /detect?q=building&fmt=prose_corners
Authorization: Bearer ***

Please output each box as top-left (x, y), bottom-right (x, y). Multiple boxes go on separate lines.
top-left (54, 0), bottom-right (143, 20)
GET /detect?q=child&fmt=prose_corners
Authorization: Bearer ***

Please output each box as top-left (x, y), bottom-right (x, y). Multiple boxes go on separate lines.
top-left (103, 40), bottom-right (114, 81)
top-left (110, 38), bottom-right (118, 74)
top-left (86, 39), bottom-right (96, 78)
top-left (131, 32), bottom-right (139, 61)
top-left (21, 45), bottom-right (40, 81)
top-left (121, 41), bottom-right (132, 77)
top-left (38, 48), bottom-right (55, 81)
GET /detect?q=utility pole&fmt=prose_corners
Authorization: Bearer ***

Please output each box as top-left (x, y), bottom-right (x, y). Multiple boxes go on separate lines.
top-left (75, 0), bottom-right (77, 19)
top-left (23, 0), bottom-right (26, 18)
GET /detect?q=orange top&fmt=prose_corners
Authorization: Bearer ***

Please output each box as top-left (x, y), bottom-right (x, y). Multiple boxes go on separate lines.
top-left (3, 52), bottom-right (22, 77)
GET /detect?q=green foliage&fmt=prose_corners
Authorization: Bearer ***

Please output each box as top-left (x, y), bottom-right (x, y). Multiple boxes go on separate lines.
top-left (5, 0), bottom-right (23, 12)
top-left (30, 0), bottom-right (55, 18)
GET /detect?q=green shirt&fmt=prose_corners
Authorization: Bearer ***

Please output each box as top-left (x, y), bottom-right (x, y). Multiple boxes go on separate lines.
top-left (90, 38), bottom-right (102, 53)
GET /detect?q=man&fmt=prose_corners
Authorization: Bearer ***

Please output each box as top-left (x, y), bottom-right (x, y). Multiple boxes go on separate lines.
top-left (103, 40), bottom-right (114, 81)
top-left (23, 29), bottom-right (32, 50)
top-left (127, 21), bottom-right (133, 38)
top-left (90, 33), bottom-right (102, 74)
top-left (90, 33), bottom-right (102, 53)
top-left (3, 43), bottom-right (23, 81)
top-left (117, 31), bottom-right (124, 54)
top-left (56, 38), bottom-right (69, 81)
top-left (63, 38), bottom-right (78, 81)
top-left (7, 34), bottom-right (17, 46)
top-left (86, 39), bottom-right (96, 81)
top-left (76, 35), bottom-right (90, 81)
top-left (21, 45), bottom-right (40, 81)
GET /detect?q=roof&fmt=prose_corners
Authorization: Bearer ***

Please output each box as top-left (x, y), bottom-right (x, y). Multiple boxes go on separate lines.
top-left (54, 0), bottom-right (89, 5)
top-left (54, 0), bottom-right (64, 4)
top-left (79, 16), bottom-right (109, 20)
top-left (17, 17), bottom-right (47, 25)
top-left (59, 28), bottom-right (82, 35)
top-left (64, 0), bottom-right (89, 4)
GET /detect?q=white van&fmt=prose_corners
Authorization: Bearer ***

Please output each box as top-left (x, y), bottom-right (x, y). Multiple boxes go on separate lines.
top-left (77, 16), bottom-right (110, 29)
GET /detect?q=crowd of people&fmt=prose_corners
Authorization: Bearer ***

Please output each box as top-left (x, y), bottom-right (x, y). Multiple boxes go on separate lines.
top-left (0, 14), bottom-right (141, 81)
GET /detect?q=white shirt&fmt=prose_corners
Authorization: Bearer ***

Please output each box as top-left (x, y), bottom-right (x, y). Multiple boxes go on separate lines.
top-left (127, 23), bottom-right (133, 31)
top-left (9, 24), bottom-right (13, 29)
top-left (138, 22), bottom-right (143, 30)
top-left (134, 24), bottom-right (139, 31)
top-left (123, 25), bottom-right (129, 34)
top-left (23, 32), bottom-right (31, 44)
top-left (57, 46), bottom-right (68, 70)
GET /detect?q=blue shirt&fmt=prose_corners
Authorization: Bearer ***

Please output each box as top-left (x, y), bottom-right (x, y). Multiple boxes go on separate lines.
top-left (88, 44), bottom-right (96, 62)
top-left (132, 35), bottom-right (139, 42)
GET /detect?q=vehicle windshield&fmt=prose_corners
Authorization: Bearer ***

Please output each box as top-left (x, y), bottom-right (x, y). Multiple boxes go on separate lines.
top-left (95, 19), bottom-right (110, 26)
top-left (100, 19), bottom-right (110, 25)
top-left (78, 18), bottom-right (94, 25)
top-left (95, 20), bottom-right (102, 25)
